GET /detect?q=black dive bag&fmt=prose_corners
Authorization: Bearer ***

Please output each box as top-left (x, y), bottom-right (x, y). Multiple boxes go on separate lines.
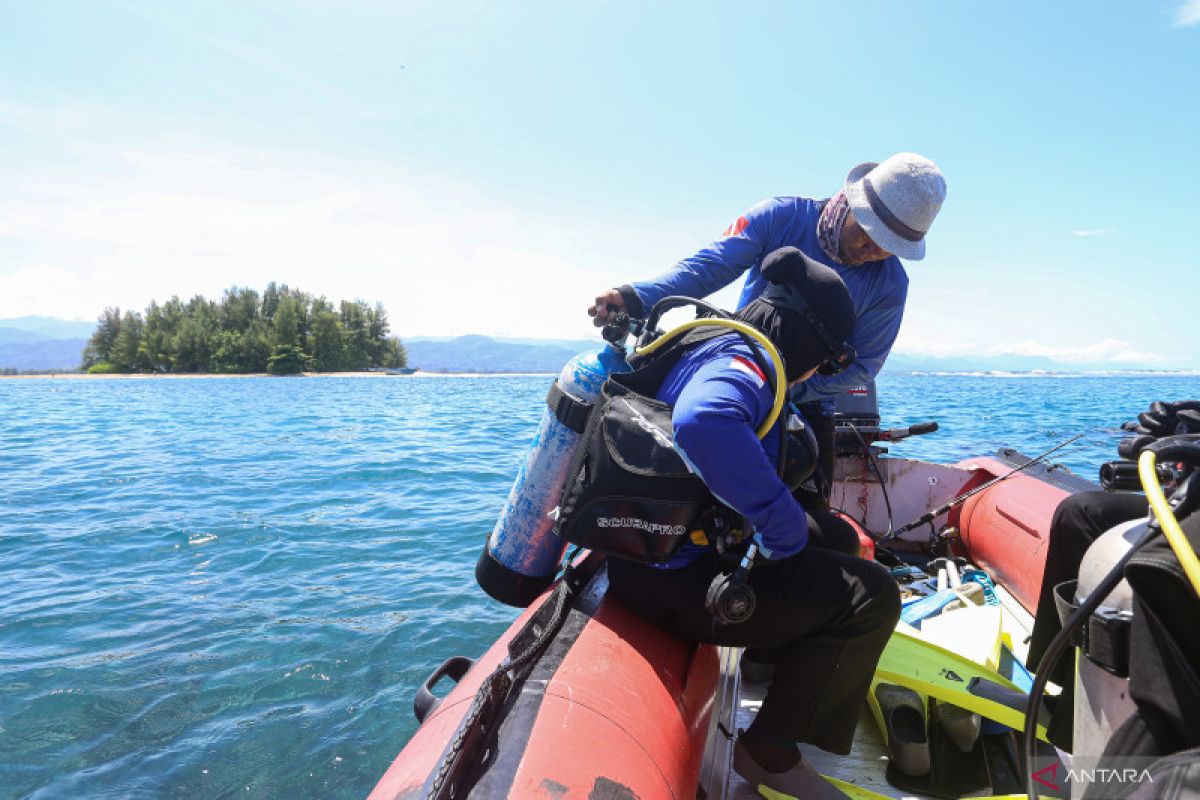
top-left (555, 329), bottom-right (748, 564)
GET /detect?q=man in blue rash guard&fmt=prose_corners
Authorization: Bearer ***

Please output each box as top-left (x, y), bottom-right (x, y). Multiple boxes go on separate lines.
top-left (590, 153), bottom-right (946, 492)
top-left (607, 248), bottom-right (901, 800)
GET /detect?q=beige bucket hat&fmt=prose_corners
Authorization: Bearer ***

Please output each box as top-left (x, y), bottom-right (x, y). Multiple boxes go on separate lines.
top-left (843, 153), bottom-right (946, 260)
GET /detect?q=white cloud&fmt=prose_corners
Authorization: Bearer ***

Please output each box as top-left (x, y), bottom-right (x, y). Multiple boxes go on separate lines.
top-left (1174, 0), bottom-right (1200, 26)
top-left (0, 99), bottom-right (1186, 368)
top-left (894, 335), bottom-right (1163, 365)
top-left (1070, 228), bottom-right (1114, 238)
top-left (0, 120), bottom-right (686, 339)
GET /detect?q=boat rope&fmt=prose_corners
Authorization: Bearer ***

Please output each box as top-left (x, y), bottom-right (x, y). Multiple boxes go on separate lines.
top-left (425, 566), bottom-right (579, 800)
top-left (885, 432), bottom-right (1085, 540)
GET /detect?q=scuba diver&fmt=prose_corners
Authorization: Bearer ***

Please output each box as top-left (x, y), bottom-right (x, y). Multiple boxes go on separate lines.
top-left (599, 247), bottom-right (902, 800)
top-left (1028, 400), bottom-right (1200, 750)
top-left (587, 152), bottom-right (947, 502)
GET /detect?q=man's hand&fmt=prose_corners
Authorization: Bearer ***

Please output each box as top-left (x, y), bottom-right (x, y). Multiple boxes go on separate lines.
top-left (588, 289), bottom-right (626, 327)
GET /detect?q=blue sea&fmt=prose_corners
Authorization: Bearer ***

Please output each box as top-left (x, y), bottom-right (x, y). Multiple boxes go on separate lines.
top-left (1, 371), bottom-right (1197, 799)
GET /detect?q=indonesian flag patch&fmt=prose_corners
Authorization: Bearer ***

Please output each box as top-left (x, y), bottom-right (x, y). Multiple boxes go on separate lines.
top-left (730, 355), bottom-right (765, 387)
top-left (722, 215), bottom-right (750, 238)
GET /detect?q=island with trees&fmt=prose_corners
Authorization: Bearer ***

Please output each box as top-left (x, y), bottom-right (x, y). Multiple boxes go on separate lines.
top-left (81, 283), bottom-right (408, 375)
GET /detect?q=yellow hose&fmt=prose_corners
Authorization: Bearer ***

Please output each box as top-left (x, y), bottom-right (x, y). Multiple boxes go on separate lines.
top-left (1139, 449), bottom-right (1200, 597)
top-left (634, 318), bottom-right (787, 439)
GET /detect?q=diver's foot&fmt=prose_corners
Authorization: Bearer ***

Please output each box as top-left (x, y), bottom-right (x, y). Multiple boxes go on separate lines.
top-left (733, 738), bottom-right (850, 800)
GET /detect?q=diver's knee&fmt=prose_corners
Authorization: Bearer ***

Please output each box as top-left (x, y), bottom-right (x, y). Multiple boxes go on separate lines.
top-left (856, 559), bottom-right (901, 623)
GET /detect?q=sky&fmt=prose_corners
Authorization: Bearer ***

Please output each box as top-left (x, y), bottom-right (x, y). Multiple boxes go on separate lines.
top-left (2, 1), bottom-right (1199, 368)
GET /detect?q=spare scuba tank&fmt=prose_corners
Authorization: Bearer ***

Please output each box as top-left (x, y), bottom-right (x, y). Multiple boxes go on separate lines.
top-left (1068, 516), bottom-right (1143, 797)
top-left (475, 323), bottom-right (632, 607)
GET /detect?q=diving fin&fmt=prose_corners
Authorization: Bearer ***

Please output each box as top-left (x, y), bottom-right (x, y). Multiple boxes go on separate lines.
top-left (822, 773), bottom-right (1058, 800)
top-left (819, 776), bottom-right (894, 799)
top-left (876, 629), bottom-right (1049, 740)
top-left (867, 681), bottom-right (930, 777)
top-left (824, 772), bottom-right (1041, 800)
top-left (997, 640), bottom-right (1035, 691)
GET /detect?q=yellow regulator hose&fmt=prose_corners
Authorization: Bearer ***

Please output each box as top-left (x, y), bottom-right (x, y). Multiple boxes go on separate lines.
top-left (634, 318), bottom-right (787, 440)
top-left (1139, 449), bottom-right (1200, 598)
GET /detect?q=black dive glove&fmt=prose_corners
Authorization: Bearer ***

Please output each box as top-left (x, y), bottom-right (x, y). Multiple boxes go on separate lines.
top-left (1118, 400), bottom-right (1200, 460)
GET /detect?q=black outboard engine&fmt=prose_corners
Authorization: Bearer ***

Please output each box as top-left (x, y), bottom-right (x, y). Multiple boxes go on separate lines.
top-left (833, 380), bottom-right (882, 455)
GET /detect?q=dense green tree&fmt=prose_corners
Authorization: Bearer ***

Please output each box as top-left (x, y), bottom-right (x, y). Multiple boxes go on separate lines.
top-left (311, 310), bottom-right (344, 372)
top-left (139, 301), bottom-right (172, 372)
top-left (211, 330), bottom-right (245, 374)
top-left (79, 284), bottom-right (407, 374)
top-left (261, 282), bottom-right (282, 322)
top-left (339, 300), bottom-right (372, 371)
top-left (173, 317), bottom-right (211, 372)
top-left (81, 307), bottom-right (123, 369)
top-left (380, 337), bottom-right (407, 368)
top-left (266, 344), bottom-right (310, 375)
top-left (110, 311), bottom-right (145, 372)
top-left (221, 287), bottom-right (260, 333)
top-left (241, 320), bottom-right (272, 372)
top-left (273, 294), bottom-right (303, 349)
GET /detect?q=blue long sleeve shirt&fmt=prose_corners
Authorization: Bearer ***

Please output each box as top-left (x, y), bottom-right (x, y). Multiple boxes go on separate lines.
top-left (630, 197), bottom-right (909, 405)
top-left (654, 334), bottom-right (807, 568)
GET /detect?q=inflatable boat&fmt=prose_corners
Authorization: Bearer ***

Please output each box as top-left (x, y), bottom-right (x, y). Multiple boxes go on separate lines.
top-left (369, 397), bottom-right (1102, 799)
top-left (370, 330), bottom-right (1200, 799)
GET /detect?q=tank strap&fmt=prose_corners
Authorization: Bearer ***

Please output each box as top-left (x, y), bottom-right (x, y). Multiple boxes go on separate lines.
top-left (1081, 607), bottom-right (1132, 678)
top-left (1054, 581), bottom-right (1131, 677)
top-left (546, 382), bottom-right (592, 433)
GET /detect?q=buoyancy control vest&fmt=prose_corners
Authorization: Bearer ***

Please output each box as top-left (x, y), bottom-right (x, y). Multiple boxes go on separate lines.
top-left (1068, 445), bottom-right (1200, 799)
top-left (1091, 508), bottom-right (1200, 798)
top-left (554, 326), bottom-right (806, 565)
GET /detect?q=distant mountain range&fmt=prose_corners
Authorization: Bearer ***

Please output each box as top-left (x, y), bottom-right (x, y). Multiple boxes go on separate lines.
top-left (0, 318), bottom-right (1186, 374)
top-left (0, 317), bottom-right (92, 370)
top-left (883, 352), bottom-right (1092, 374)
top-left (404, 336), bottom-right (1180, 375)
top-left (403, 335), bottom-right (598, 374)
top-left (0, 316), bottom-right (96, 340)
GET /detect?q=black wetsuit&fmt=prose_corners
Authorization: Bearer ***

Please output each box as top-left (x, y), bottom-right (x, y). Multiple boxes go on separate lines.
top-left (608, 507), bottom-right (899, 755)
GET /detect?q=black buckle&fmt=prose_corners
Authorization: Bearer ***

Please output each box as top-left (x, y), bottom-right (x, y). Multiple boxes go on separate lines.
top-left (1080, 606), bottom-right (1132, 678)
top-left (546, 382), bottom-right (592, 434)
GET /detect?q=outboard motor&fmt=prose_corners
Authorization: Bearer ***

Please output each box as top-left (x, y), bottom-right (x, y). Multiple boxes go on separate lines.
top-left (833, 379), bottom-right (881, 456)
top-left (1067, 517), bottom-right (1143, 799)
top-left (475, 330), bottom-right (632, 607)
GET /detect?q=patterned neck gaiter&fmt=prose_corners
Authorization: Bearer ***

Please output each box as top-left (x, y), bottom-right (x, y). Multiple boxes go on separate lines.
top-left (817, 191), bottom-right (850, 265)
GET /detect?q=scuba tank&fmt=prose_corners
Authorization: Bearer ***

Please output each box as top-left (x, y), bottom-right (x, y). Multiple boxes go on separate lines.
top-left (478, 296), bottom-right (788, 608)
top-left (1024, 438), bottom-right (1200, 800)
top-left (1067, 517), bottom-right (1143, 798)
top-left (475, 326), bottom-right (632, 607)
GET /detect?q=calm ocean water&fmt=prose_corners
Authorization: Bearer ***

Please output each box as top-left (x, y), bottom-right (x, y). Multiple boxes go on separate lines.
top-left (1, 371), bottom-right (1197, 799)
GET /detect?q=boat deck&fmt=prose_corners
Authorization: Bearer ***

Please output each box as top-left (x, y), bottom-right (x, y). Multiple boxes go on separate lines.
top-left (700, 584), bottom-right (1036, 800)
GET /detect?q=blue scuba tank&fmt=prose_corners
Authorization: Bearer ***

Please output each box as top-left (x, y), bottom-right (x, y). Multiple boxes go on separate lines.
top-left (475, 342), bottom-right (631, 606)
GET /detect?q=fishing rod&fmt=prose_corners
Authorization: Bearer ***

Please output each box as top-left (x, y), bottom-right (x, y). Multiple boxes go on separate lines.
top-left (887, 432), bottom-right (1086, 538)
